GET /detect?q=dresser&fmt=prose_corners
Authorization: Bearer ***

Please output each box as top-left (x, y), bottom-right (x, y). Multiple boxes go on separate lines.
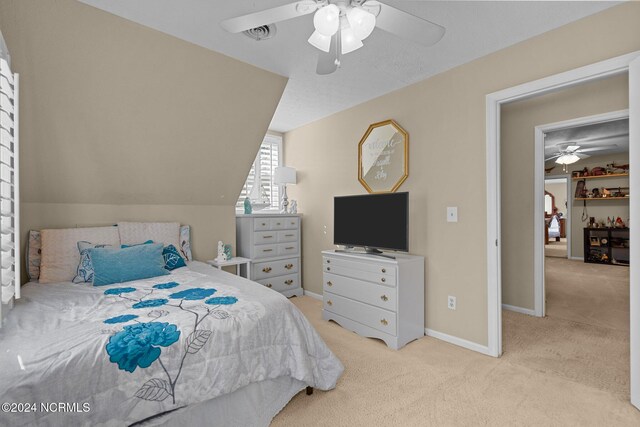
top-left (236, 214), bottom-right (303, 297)
top-left (321, 250), bottom-right (424, 350)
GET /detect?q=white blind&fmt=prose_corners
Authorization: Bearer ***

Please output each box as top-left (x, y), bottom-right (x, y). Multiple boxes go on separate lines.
top-left (0, 49), bottom-right (19, 325)
top-left (236, 134), bottom-right (282, 210)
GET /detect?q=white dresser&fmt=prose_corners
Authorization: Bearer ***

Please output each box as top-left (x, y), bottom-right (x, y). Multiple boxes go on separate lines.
top-left (322, 250), bottom-right (424, 349)
top-left (236, 214), bottom-right (303, 298)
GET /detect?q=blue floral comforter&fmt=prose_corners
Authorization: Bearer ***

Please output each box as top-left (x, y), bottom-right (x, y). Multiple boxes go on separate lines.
top-left (0, 262), bottom-right (343, 426)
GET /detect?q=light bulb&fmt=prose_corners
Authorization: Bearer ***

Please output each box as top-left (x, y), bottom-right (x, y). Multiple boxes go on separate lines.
top-left (308, 30), bottom-right (331, 52)
top-left (347, 7), bottom-right (376, 40)
top-left (313, 4), bottom-right (340, 36)
top-left (341, 26), bottom-right (363, 54)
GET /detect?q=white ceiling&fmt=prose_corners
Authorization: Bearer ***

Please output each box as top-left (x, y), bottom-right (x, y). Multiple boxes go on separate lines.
top-left (78, 0), bottom-right (619, 132)
top-left (545, 118), bottom-right (629, 160)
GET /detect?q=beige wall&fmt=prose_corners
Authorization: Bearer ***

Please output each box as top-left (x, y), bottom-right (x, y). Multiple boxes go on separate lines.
top-left (0, 0), bottom-right (287, 269)
top-left (501, 76), bottom-right (628, 310)
top-left (285, 3), bottom-right (640, 346)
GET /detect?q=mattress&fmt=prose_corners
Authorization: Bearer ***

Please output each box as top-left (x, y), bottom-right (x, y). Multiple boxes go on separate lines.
top-left (0, 262), bottom-right (343, 426)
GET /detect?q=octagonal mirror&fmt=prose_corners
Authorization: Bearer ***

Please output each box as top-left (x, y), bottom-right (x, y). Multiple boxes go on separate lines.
top-left (358, 120), bottom-right (409, 193)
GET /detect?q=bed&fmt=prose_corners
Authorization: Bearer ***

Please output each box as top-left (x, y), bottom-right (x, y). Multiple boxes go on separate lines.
top-left (0, 261), bottom-right (343, 426)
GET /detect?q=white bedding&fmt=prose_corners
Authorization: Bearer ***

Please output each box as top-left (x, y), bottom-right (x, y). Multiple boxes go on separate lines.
top-left (0, 262), bottom-right (343, 426)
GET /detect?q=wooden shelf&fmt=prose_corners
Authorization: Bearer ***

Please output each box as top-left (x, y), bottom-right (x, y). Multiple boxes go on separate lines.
top-left (575, 197), bottom-right (629, 201)
top-left (572, 173), bottom-right (629, 180)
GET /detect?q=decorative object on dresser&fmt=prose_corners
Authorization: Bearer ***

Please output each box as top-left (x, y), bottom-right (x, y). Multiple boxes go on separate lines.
top-left (236, 214), bottom-right (302, 297)
top-left (358, 119), bottom-right (408, 194)
top-left (274, 166), bottom-right (297, 213)
top-left (322, 250), bottom-right (424, 350)
top-left (215, 240), bottom-right (228, 262)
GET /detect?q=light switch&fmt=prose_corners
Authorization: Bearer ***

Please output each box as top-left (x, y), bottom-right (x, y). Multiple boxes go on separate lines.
top-left (447, 207), bottom-right (458, 223)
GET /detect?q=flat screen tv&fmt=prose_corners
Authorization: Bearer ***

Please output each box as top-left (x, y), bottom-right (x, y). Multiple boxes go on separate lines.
top-left (334, 192), bottom-right (408, 253)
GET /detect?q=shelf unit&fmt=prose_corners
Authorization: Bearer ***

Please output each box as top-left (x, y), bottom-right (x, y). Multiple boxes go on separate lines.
top-left (583, 227), bottom-right (630, 267)
top-left (575, 197), bottom-right (630, 201)
top-left (572, 173), bottom-right (629, 180)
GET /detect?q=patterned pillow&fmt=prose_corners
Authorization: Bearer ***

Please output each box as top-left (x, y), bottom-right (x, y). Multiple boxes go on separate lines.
top-left (179, 225), bottom-right (192, 261)
top-left (73, 241), bottom-right (114, 283)
top-left (26, 230), bottom-right (42, 281)
top-left (163, 245), bottom-right (187, 271)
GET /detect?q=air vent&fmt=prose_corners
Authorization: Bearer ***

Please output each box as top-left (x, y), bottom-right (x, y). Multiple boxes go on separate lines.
top-left (243, 24), bottom-right (277, 41)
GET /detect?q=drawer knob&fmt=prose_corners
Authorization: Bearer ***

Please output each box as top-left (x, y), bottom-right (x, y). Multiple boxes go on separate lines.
top-left (276, 222), bottom-right (281, 226)
top-left (264, 235), bottom-right (273, 239)
top-left (380, 318), bottom-right (388, 326)
top-left (380, 295), bottom-right (388, 301)
top-left (326, 267), bottom-right (331, 271)
top-left (327, 281), bottom-right (333, 287)
top-left (263, 249), bottom-right (273, 252)
top-left (285, 246), bottom-right (295, 250)
top-left (381, 278), bottom-right (386, 283)
top-left (327, 300), bottom-right (333, 306)
top-left (327, 260), bottom-right (331, 264)
top-left (285, 234), bottom-right (294, 237)
top-left (284, 279), bottom-right (294, 286)
top-left (265, 283), bottom-right (272, 288)
top-left (262, 267), bottom-right (272, 273)
top-left (261, 223), bottom-right (266, 226)
top-left (285, 263), bottom-right (294, 270)
top-left (381, 268), bottom-right (386, 273)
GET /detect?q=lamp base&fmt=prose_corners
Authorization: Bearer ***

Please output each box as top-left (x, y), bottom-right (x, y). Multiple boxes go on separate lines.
top-left (281, 185), bottom-right (289, 214)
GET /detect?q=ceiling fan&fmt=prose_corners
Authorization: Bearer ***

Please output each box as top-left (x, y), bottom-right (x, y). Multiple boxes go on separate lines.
top-left (220, 0), bottom-right (446, 75)
top-left (545, 143), bottom-right (617, 166)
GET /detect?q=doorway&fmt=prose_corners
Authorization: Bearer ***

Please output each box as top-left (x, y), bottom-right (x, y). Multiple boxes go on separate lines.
top-left (544, 176), bottom-right (569, 259)
top-left (485, 51), bottom-right (640, 409)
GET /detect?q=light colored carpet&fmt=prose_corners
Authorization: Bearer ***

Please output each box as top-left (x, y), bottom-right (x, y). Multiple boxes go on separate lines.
top-left (545, 237), bottom-right (568, 258)
top-left (273, 259), bottom-right (638, 426)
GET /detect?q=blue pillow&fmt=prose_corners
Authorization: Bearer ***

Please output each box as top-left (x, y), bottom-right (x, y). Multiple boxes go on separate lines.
top-left (73, 241), bottom-right (114, 283)
top-left (89, 243), bottom-right (169, 286)
top-left (163, 244), bottom-right (187, 271)
top-left (121, 240), bottom-right (154, 248)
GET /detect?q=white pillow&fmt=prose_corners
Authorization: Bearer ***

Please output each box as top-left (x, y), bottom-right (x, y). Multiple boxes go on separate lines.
top-left (39, 226), bottom-right (121, 284)
top-left (118, 222), bottom-right (182, 255)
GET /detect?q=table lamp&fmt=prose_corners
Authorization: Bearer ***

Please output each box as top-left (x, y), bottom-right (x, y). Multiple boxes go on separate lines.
top-left (274, 166), bottom-right (297, 213)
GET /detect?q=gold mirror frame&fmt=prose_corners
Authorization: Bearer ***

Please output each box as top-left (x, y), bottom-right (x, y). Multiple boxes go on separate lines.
top-left (358, 119), bottom-right (409, 193)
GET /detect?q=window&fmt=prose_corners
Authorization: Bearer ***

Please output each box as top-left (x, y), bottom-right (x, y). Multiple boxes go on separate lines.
top-left (236, 133), bottom-right (282, 211)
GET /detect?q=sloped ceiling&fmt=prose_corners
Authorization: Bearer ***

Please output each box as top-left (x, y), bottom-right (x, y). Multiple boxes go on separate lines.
top-left (0, 0), bottom-right (287, 206)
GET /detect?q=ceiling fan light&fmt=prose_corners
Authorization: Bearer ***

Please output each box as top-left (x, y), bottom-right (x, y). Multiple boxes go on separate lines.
top-left (308, 30), bottom-right (331, 52)
top-left (347, 7), bottom-right (376, 40)
top-left (341, 27), bottom-right (363, 54)
top-left (555, 153), bottom-right (580, 165)
top-left (314, 4), bottom-right (340, 36)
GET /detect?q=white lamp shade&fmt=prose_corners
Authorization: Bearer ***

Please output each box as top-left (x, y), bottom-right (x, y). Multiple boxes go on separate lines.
top-left (555, 153), bottom-right (580, 165)
top-left (274, 166), bottom-right (297, 185)
top-left (347, 7), bottom-right (376, 40)
top-left (313, 4), bottom-right (340, 36)
top-left (341, 27), bottom-right (363, 54)
top-left (308, 30), bottom-right (332, 52)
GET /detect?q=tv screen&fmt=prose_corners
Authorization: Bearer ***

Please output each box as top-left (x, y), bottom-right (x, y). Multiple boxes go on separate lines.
top-left (334, 192), bottom-right (408, 252)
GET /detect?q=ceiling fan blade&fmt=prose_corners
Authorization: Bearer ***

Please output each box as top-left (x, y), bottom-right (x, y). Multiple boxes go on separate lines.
top-left (545, 154), bottom-right (563, 162)
top-left (365, 1), bottom-right (445, 47)
top-left (221, 0), bottom-right (318, 33)
top-left (576, 146), bottom-right (618, 153)
top-left (317, 34), bottom-right (339, 75)
top-left (576, 153), bottom-right (591, 159)
top-left (566, 145), bottom-right (580, 152)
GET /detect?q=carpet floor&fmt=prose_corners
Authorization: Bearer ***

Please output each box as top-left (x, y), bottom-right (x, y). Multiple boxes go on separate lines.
top-left (545, 237), bottom-right (568, 258)
top-left (273, 259), bottom-right (638, 426)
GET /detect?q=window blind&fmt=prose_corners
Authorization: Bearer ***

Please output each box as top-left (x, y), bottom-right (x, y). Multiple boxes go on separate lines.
top-left (236, 134), bottom-right (282, 210)
top-left (0, 52), bottom-right (19, 326)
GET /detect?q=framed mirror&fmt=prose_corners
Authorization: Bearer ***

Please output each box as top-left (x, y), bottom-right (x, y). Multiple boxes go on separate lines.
top-left (358, 120), bottom-right (409, 193)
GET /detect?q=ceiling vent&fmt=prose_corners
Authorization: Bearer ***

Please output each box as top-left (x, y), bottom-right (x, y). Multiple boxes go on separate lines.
top-left (242, 24), bottom-right (277, 41)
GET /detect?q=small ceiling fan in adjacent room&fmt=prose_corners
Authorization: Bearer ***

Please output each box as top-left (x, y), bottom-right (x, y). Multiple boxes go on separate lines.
top-left (545, 143), bottom-right (617, 172)
top-left (220, 0), bottom-right (446, 75)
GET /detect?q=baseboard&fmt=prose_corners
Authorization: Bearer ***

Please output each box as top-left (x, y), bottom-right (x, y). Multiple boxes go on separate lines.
top-left (303, 289), bottom-right (323, 301)
top-left (424, 328), bottom-right (493, 357)
top-left (502, 304), bottom-right (536, 316)
top-left (569, 256), bottom-right (584, 261)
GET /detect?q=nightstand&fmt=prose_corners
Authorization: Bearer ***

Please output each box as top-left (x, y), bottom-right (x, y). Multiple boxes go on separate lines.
top-left (207, 257), bottom-right (252, 280)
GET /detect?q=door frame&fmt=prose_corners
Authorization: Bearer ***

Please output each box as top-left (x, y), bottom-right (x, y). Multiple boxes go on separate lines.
top-left (485, 50), bottom-right (640, 409)
top-left (534, 110), bottom-right (629, 317)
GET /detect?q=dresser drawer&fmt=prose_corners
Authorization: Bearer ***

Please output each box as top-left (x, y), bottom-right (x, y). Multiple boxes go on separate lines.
top-left (253, 257), bottom-right (299, 280)
top-left (253, 219), bottom-right (270, 231)
top-left (254, 231), bottom-right (277, 245)
top-left (323, 264), bottom-right (396, 287)
top-left (324, 292), bottom-right (396, 336)
top-left (253, 244), bottom-right (278, 259)
top-left (278, 242), bottom-right (299, 256)
top-left (282, 217), bottom-right (299, 229)
top-left (277, 230), bottom-right (298, 243)
top-left (269, 218), bottom-right (286, 230)
top-left (256, 273), bottom-right (300, 292)
top-left (323, 256), bottom-right (396, 277)
top-left (323, 273), bottom-right (396, 312)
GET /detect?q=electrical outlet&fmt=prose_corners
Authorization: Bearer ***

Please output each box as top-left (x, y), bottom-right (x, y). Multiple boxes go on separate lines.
top-left (448, 295), bottom-right (456, 310)
top-left (447, 207), bottom-right (458, 223)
